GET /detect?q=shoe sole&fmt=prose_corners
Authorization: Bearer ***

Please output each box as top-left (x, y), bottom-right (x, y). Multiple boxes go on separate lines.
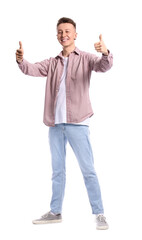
top-left (96, 226), bottom-right (109, 230)
top-left (32, 219), bottom-right (62, 224)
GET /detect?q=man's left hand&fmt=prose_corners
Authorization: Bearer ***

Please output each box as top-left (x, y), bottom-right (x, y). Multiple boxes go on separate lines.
top-left (94, 34), bottom-right (108, 56)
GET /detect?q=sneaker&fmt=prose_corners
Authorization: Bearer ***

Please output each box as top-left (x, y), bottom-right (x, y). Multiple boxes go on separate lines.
top-left (32, 211), bottom-right (62, 224)
top-left (96, 214), bottom-right (109, 230)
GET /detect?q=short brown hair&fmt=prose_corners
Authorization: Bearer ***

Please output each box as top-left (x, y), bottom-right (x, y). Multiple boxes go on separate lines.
top-left (57, 17), bottom-right (76, 29)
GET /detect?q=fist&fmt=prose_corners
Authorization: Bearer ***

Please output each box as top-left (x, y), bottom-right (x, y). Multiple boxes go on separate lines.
top-left (16, 41), bottom-right (24, 63)
top-left (94, 34), bottom-right (108, 55)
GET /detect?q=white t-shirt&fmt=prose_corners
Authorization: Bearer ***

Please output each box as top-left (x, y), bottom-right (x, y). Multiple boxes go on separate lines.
top-left (55, 57), bottom-right (90, 126)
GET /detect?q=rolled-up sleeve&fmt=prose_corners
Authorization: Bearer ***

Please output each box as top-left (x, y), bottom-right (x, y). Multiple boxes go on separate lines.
top-left (89, 51), bottom-right (113, 72)
top-left (17, 59), bottom-right (49, 77)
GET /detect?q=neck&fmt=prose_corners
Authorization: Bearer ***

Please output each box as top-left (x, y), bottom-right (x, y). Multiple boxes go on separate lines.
top-left (62, 44), bottom-right (76, 57)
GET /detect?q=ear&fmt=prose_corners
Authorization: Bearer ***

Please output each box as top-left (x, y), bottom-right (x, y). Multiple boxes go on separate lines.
top-left (74, 32), bottom-right (78, 40)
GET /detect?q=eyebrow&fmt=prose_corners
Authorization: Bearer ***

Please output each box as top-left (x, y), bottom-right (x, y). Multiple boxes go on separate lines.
top-left (58, 29), bottom-right (71, 31)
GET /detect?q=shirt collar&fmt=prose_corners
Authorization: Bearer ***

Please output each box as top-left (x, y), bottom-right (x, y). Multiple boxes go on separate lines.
top-left (56, 47), bottom-right (80, 59)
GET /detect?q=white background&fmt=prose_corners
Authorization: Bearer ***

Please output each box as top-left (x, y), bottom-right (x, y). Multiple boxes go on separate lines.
top-left (0, 0), bottom-right (142, 239)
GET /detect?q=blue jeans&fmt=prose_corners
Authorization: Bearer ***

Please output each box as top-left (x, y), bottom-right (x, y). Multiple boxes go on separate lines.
top-left (48, 123), bottom-right (104, 215)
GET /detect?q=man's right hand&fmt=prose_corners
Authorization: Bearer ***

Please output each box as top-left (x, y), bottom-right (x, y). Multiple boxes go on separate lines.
top-left (16, 41), bottom-right (24, 63)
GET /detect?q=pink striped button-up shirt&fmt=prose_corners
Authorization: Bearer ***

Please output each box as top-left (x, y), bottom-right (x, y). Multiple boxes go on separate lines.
top-left (18, 47), bottom-right (113, 127)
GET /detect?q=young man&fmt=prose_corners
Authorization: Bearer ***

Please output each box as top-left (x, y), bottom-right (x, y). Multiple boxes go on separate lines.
top-left (16, 17), bottom-right (113, 230)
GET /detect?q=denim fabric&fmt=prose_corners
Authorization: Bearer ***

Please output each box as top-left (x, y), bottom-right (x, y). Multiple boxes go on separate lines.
top-left (48, 123), bottom-right (104, 215)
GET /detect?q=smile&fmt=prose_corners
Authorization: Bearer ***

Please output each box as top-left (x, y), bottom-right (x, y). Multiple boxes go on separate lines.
top-left (61, 38), bottom-right (69, 42)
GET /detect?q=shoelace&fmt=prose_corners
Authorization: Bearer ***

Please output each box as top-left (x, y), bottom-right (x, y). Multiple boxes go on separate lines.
top-left (42, 212), bottom-right (50, 218)
top-left (97, 215), bottom-right (107, 223)
top-left (42, 211), bottom-right (57, 218)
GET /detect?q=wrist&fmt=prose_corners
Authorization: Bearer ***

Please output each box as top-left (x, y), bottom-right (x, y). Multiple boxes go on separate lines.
top-left (16, 59), bottom-right (23, 64)
top-left (102, 51), bottom-right (108, 56)
top-left (102, 50), bottom-right (109, 56)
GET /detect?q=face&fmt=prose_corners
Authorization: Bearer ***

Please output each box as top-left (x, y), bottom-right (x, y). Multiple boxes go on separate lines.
top-left (57, 23), bottom-right (77, 48)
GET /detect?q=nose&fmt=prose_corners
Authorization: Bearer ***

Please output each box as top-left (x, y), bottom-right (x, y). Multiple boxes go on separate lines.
top-left (62, 31), bottom-right (66, 38)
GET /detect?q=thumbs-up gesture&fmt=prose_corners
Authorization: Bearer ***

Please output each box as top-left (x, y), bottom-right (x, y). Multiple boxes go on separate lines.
top-left (16, 41), bottom-right (24, 63)
top-left (94, 34), bottom-right (108, 56)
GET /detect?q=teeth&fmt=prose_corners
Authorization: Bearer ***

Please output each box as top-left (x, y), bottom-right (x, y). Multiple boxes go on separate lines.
top-left (62, 38), bottom-right (69, 42)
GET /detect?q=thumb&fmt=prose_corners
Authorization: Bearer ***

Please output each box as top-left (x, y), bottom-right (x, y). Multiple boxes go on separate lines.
top-left (99, 34), bottom-right (102, 42)
top-left (19, 41), bottom-right (23, 49)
